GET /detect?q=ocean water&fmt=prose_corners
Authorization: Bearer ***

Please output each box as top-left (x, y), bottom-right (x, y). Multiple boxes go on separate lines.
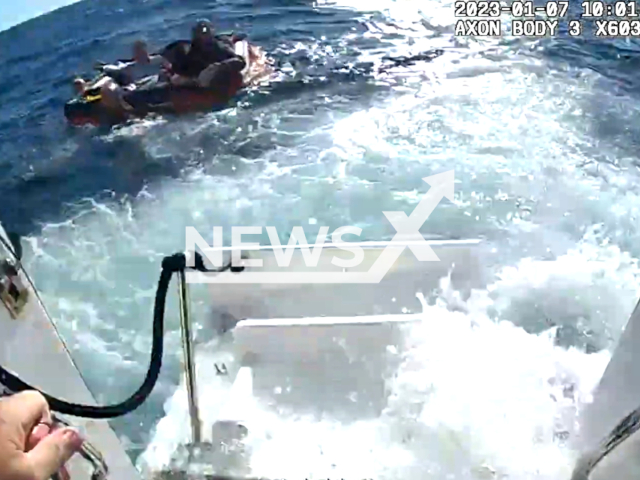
top-left (2, 0), bottom-right (640, 478)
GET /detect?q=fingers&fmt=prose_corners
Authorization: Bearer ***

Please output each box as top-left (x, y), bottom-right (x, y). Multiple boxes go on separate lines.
top-left (0, 393), bottom-right (82, 480)
top-left (26, 428), bottom-right (83, 480)
top-left (26, 424), bottom-right (72, 480)
top-left (26, 423), bottom-right (51, 451)
top-left (58, 466), bottom-right (70, 480)
top-left (0, 392), bottom-right (52, 433)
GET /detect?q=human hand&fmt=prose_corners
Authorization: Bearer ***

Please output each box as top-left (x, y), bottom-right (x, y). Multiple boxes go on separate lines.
top-left (0, 391), bottom-right (84, 480)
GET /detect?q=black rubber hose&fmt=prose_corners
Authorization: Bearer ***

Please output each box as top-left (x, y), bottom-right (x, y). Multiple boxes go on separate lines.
top-left (0, 252), bottom-right (240, 418)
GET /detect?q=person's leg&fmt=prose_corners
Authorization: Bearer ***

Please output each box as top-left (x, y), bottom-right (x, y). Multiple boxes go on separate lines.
top-left (170, 74), bottom-right (198, 87)
top-left (73, 78), bottom-right (87, 95)
top-left (196, 63), bottom-right (222, 88)
top-left (99, 80), bottom-right (133, 114)
top-left (92, 76), bottom-right (113, 90)
top-left (197, 64), bottom-right (243, 94)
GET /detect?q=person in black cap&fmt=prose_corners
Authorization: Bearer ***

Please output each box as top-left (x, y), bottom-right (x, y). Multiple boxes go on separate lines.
top-left (169, 20), bottom-right (246, 92)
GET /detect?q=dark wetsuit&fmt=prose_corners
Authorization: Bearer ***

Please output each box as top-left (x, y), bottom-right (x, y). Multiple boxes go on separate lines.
top-left (170, 37), bottom-right (246, 90)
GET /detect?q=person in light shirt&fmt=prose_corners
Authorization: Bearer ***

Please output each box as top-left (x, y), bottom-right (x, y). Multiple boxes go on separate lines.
top-left (98, 40), bottom-right (169, 86)
top-left (73, 40), bottom-right (170, 116)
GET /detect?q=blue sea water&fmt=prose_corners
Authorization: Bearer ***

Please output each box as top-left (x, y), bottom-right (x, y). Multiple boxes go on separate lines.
top-left (4, 0), bottom-right (640, 477)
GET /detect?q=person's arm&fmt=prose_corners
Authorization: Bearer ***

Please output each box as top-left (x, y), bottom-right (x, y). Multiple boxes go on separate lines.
top-left (101, 60), bottom-right (135, 75)
top-left (149, 54), bottom-right (172, 73)
top-left (156, 40), bottom-right (189, 57)
top-left (148, 54), bottom-right (164, 64)
top-left (215, 41), bottom-right (247, 71)
top-left (116, 89), bottom-right (134, 112)
top-left (155, 40), bottom-right (190, 67)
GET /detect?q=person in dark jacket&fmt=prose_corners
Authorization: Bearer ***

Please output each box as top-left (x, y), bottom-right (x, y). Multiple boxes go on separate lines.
top-left (169, 20), bottom-right (246, 92)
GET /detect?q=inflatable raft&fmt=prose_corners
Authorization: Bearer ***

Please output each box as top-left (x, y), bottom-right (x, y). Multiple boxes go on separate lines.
top-left (64, 37), bottom-right (273, 127)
